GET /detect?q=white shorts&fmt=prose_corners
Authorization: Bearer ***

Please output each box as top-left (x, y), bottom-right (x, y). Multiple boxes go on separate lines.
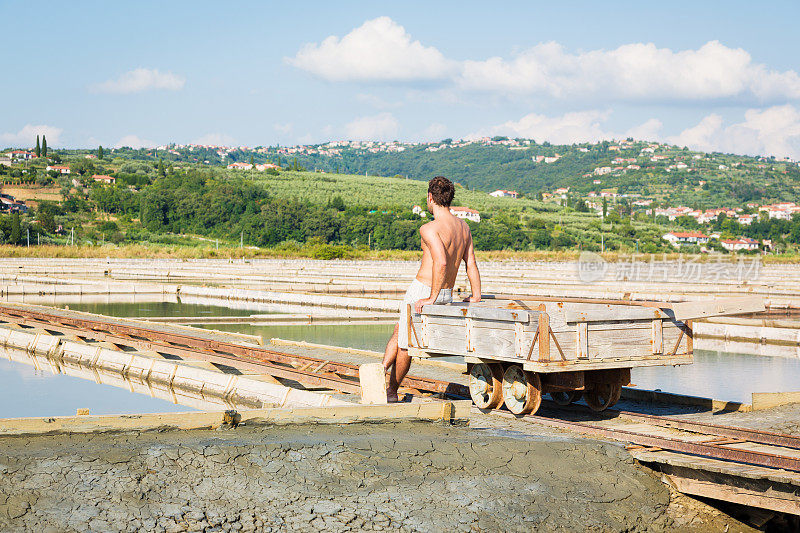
top-left (398, 279), bottom-right (453, 350)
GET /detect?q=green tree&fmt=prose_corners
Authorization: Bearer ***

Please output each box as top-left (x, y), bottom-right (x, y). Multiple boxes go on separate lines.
top-left (41, 136), bottom-right (47, 157)
top-left (158, 159), bottom-right (166, 177)
top-left (10, 213), bottom-right (21, 245)
top-left (98, 145), bottom-right (104, 160)
top-left (249, 155), bottom-right (255, 167)
top-left (35, 136), bottom-right (41, 158)
top-left (602, 197), bottom-right (608, 218)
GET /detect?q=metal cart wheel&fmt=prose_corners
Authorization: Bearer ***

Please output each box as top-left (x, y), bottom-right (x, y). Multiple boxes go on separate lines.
top-left (585, 382), bottom-right (622, 412)
top-left (501, 365), bottom-right (542, 415)
top-left (550, 390), bottom-right (583, 406)
top-left (468, 362), bottom-right (504, 410)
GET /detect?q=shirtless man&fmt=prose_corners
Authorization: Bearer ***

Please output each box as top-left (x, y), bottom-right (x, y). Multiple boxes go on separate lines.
top-left (382, 176), bottom-right (481, 402)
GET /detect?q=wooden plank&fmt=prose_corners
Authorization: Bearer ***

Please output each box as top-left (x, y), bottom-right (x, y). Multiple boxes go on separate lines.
top-left (358, 363), bottom-right (387, 405)
top-left (665, 474), bottom-right (800, 515)
top-left (652, 320), bottom-right (663, 355)
top-left (565, 305), bottom-right (670, 323)
top-left (670, 296), bottom-right (766, 321)
top-left (520, 355), bottom-right (693, 373)
top-left (538, 312), bottom-right (550, 363)
top-left (576, 322), bottom-right (589, 359)
top-left (515, 322), bottom-right (524, 359)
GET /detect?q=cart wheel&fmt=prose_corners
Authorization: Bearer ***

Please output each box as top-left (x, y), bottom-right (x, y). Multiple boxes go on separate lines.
top-left (502, 365), bottom-right (542, 415)
top-left (468, 363), bottom-right (504, 409)
top-left (550, 390), bottom-right (583, 406)
top-left (585, 382), bottom-right (622, 412)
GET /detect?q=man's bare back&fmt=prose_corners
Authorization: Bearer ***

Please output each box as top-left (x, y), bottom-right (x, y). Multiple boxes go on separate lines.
top-left (415, 214), bottom-right (470, 288)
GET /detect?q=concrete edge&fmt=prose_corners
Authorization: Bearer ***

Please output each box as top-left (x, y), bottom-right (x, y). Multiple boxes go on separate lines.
top-left (0, 401), bottom-right (472, 437)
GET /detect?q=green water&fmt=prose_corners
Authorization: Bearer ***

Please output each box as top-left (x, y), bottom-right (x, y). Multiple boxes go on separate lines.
top-left (205, 323), bottom-right (395, 352)
top-left (56, 301), bottom-right (255, 318)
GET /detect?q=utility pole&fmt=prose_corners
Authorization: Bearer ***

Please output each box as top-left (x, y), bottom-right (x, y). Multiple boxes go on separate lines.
top-left (240, 231), bottom-right (243, 249)
top-left (601, 233), bottom-right (604, 253)
top-left (216, 239), bottom-right (218, 250)
top-left (37, 233), bottom-right (40, 245)
top-left (26, 228), bottom-right (29, 247)
top-left (71, 228), bottom-right (74, 246)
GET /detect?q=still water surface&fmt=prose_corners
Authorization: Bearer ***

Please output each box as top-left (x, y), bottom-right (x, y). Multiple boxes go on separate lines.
top-left (0, 355), bottom-right (194, 418)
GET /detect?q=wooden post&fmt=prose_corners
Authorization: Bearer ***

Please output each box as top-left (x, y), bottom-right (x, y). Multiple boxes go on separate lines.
top-left (576, 322), bottom-right (589, 359)
top-left (686, 320), bottom-right (693, 355)
top-left (538, 312), bottom-right (550, 363)
top-left (652, 320), bottom-right (663, 355)
top-left (407, 304), bottom-right (414, 349)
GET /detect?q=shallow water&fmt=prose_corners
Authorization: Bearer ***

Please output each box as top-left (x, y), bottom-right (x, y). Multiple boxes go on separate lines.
top-left (55, 300), bottom-right (256, 318)
top-left (0, 354), bottom-right (195, 418)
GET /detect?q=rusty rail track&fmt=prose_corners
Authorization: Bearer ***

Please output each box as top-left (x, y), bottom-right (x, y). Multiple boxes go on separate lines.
top-left (0, 303), bottom-right (469, 400)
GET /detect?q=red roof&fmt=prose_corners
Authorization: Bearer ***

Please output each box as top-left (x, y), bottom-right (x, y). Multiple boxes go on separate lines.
top-left (451, 207), bottom-right (479, 214)
top-left (92, 174), bottom-right (114, 180)
top-left (668, 231), bottom-right (708, 238)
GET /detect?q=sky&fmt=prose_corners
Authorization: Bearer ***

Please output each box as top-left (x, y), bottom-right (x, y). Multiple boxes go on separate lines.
top-left (2, 0), bottom-right (800, 158)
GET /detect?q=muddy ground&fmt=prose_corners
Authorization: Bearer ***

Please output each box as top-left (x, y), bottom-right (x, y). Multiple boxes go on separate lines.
top-left (0, 420), bottom-right (752, 533)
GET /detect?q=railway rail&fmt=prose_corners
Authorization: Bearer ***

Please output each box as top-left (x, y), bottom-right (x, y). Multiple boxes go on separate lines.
top-left (0, 302), bottom-right (469, 400)
top-left (2, 302), bottom-right (800, 482)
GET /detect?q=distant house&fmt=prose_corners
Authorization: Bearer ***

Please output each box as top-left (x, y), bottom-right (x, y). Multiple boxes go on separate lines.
top-left (226, 162), bottom-right (253, 170)
top-left (91, 174), bottom-right (116, 184)
top-left (412, 205), bottom-right (427, 218)
top-left (450, 206), bottom-right (480, 223)
top-left (663, 231), bottom-right (709, 246)
top-left (10, 150), bottom-right (34, 160)
top-left (255, 163), bottom-right (281, 171)
top-left (46, 165), bottom-right (71, 174)
top-left (489, 189), bottom-right (518, 199)
top-left (720, 237), bottom-right (760, 252)
top-left (0, 156), bottom-right (11, 167)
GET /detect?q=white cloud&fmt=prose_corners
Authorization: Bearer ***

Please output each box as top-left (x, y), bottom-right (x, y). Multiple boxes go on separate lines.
top-left (290, 19), bottom-right (800, 104)
top-left (192, 133), bottom-right (236, 146)
top-left (273, 123), bottom-right (293, 135)
top-left (481, 110), bottom-right (613, 145)
top-left (115, 135), bottom-right (156, 149)
top-left (669, 105), bottom-right (800, 159)
top-left (459, 40), bottom-right (800, 102)
top-left (356, 93), bottom-right (402, 109)
top-left (624, 118), bottom-right (663, 142)
top-left (287, 17), bottom-right (454, 82)
top-left (423, 122), bottom-right (447, 141)
top-left (344, 112), bottom-right (399, 140)
top-left (0, 124), bottom-right (63, 147)
top-left (92, 68), bottom-right (185, 94)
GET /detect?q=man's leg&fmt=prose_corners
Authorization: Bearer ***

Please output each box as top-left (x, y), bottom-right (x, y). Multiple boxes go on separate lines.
top-left (387, 348), bottom-right (411, 402)
top-left (382, 324), bottom-right (399, 371)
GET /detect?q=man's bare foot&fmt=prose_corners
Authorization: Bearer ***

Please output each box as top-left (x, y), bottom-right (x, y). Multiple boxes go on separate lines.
top-left (386, 389), bottom-right (399, 403)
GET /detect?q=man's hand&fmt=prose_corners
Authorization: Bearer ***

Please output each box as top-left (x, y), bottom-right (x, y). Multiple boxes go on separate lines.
top-left (414, 297), bottom-right (435, 314)
top-left (463, 295), bottom-right (481, 303)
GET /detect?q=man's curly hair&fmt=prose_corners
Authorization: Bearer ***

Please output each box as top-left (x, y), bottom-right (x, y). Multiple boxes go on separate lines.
top-left (428, 176), bottom-right (455, 207)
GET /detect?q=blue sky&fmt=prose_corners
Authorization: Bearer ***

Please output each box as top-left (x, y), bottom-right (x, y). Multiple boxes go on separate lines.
top-left (2, 0), bottom-right (800, 158)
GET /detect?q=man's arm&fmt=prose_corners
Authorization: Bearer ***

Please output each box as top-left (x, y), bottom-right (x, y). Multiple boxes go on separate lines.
top-left (463, 229), bottom-right (481, 303)
top-left (414, 225), bottom-right (447, 313)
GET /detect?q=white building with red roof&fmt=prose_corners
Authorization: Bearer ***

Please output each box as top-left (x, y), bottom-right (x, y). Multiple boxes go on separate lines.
top-left (663, 231), bottom-right (709, 246)
top-left (450, 206), bottom-right (480, 223)
top-left (489, 189), bottom-right (519, 199)
top-left (720, 237), bottom-right (760, 252)
top-left (46, 165), bottom-right (71, 174)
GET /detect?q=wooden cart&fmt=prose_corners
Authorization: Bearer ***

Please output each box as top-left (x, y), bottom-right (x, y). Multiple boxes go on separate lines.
top-left (406, 296), bottom-right (764, 415)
